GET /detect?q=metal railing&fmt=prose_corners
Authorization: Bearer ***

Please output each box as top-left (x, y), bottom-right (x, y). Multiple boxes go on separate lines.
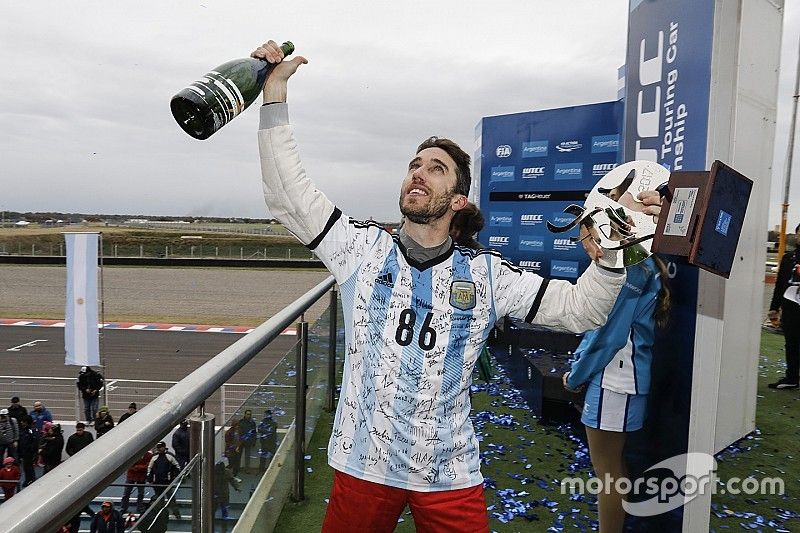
top-left (0, 275), bottom-right (336, 533)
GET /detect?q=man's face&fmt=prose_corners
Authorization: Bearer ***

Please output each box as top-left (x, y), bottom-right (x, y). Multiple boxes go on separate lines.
top-left (399, 147), bottom-right (461, 225)
top-left (244, 411), bottom-right (252, 420)
top-left (157, 446), bottom-right (166, 454)
top-left (76, 427), bottom-right (85, 434)
top-left (33, 403), bottom-right (42, 412)
top-left (129, 407), bottom-right (136, 414)
top-left (101, 504), bottom-right (112, 514)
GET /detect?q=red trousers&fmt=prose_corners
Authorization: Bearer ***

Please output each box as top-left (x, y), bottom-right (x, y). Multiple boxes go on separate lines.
top-left (322, 470), bottom-right (489, 533)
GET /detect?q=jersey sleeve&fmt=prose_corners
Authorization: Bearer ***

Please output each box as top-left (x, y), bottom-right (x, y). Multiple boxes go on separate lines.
top-left (494, 259), bottom-right (625, 333)
top-left (258, 104), bottom-right (376, 282)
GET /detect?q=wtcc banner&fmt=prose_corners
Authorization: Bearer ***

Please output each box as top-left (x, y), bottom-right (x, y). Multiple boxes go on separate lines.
top-left (475, 101), bottom-right (623, 278)
top-left (64, 232), bottom-right (100, 367)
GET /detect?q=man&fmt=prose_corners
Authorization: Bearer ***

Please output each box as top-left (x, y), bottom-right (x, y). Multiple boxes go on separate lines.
top-left (257, 410), bottom-right (277, 471)
top-left (66, 422), bottom-right (94, 457)
top-left (30, 401), bottom-right (52, 434)
top-left (146, 442), bottom-right (181, 519)
top-left (7, 397), bottom-right (27, 423)
top-left (89, 501), bottom-right (125, 533)
top-left (171, 420), bottom-right (189, 470)
top-left (250, 40), bottom-right (660, 531)
top-left (0, 408), bottom-right (19, 462)
top-left (120, 449), bottom-right (153, 515)
top-left (768, 222), bottom-right (800, 389)
top-left (77, 366), bottom-right (104, 424)
top-left (17, 415), bottom-right (38, 486)
top-left (118, 402), bottom-right (137, 424)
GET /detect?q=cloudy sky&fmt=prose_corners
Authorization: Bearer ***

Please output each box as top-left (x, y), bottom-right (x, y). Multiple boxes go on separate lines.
top-left (1, 1), bottom-right (799, 227)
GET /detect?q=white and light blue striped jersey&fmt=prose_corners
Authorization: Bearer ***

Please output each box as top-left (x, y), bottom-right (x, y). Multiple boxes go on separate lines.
top-left (258, 104), bottom-right (625, 491)
top-left (567, 257), bottom-right (661, 395)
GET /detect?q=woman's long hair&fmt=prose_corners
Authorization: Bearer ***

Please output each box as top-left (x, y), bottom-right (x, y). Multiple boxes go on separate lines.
top-left (652, 255), bottom-right (671, 329)
top-left (450, 202), bottom-right (484, 249)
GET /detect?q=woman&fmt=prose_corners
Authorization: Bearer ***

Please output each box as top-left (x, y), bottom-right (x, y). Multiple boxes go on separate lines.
top-left (94, 406), bottom-right (115, 438)
top-left (563, 230), bottom-right (670, 533)
top-left (767, 222), bottom-right (800, 389)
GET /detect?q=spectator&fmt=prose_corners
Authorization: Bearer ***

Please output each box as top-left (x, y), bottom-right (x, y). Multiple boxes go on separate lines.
top-left (66, 423), bottom-right (94, 457)
top-left (118, 402), bottom-right (137, 424)
top-left (223, 420), bottom-right (241, 476)
top-left (768, 222), bottom-right (800, 389)
top-left (258, 410), bottom-right (277, 471)
top-left (89, 501), bottom-right (125, 533)
top-left (121, 449), bottom-right (153, 515)
top-left (17, 415), bottom-right (38, 486)
top-left (94, 406), bottom-right (114, 438)
top-left (0, 408), bottom-right (19, 462)
top-left (30, 401), bottom-right (52, 434)
top-left (171, 420), bottom-right (189, 470)
top-left (77, 366), bottom-right (104, 425)
top-left (7, 397), bottom-right (27, 423)
top-left (39, 421), bottom-right (64, 473)
top-left (238, 410), bottom-right (257, 472)
top-left (213, 459), bottom-right (241, 521)
top-left (146, 442), bottom-right (181, 519)
top-left (0, 456), bottom-right (20, 501)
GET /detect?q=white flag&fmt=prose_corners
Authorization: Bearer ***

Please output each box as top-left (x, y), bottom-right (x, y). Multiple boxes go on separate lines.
top-left (65, 233), bottom-right (100, 366)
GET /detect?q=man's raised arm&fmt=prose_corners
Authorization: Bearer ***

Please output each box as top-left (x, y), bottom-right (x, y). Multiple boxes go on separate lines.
top-left (253, 40), bottom-right (335, 246)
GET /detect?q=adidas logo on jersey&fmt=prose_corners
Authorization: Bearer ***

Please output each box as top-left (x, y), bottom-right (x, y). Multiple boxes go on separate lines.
top-left (376, 272), bottom-right (394, 288)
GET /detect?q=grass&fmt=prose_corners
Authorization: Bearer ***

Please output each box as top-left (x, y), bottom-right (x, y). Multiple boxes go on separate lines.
top-left (0, 224), bottom-right (310, 259)
top-left (274, 330), bottom-right (799, 532)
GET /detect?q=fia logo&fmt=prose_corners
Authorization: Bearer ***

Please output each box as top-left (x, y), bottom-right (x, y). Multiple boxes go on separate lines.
top-left (496, 145), bottom-right (512, 158)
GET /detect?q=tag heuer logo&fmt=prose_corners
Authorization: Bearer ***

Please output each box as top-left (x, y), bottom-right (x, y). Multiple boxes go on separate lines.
top-left (450, 280), bottom-right (476, 311)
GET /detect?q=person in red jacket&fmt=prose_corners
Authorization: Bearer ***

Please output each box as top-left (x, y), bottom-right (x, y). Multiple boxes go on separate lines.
top-left (0, 456), bottom-right (21, 501)
top-left (120, 450), bottom-right (153, 514)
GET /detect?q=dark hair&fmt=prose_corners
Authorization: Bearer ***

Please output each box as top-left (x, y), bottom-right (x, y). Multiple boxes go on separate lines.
top-left (416, 136), bottom-right (471, 196)
top-left (76, 422), bottom-right (86, 429)
top-left (652, 255), bottom-right (672, 329)
top-left (11, 396), bottom-right (19, 403)
top-left (450, 202), bottom-right (484, 249)
top-left (795, 222), bottom-right (800, 233)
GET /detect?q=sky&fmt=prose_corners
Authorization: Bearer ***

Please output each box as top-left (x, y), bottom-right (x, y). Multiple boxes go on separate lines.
top-left (1, 1), bottom-right (798, 228)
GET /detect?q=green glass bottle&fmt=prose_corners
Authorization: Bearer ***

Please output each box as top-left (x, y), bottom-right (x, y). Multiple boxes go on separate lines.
top-left (170, 41), bottom-right (294, 140)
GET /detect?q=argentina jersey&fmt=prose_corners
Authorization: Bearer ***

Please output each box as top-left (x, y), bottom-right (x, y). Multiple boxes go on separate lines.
top-left (311, 211), bottom-right (546, 491)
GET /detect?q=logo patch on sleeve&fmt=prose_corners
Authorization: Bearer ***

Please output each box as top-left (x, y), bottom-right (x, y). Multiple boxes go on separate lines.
top-left (450, 280), bottom-right (476, 310)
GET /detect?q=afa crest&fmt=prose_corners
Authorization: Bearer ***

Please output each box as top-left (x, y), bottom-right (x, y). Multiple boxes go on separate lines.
top-left (450, 280), bottom-right (476, 311)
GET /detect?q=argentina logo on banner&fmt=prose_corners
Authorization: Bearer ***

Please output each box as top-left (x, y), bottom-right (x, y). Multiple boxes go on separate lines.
top-left (64, 232), bottom-right (100, 367)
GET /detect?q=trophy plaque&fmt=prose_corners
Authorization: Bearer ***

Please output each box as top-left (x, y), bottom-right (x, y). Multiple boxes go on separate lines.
top-left (652, 160), bottom-right (753, 278)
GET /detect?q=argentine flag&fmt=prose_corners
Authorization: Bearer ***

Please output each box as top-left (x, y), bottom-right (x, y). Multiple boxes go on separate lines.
top-left (64, 232), bottom-right (100, 366)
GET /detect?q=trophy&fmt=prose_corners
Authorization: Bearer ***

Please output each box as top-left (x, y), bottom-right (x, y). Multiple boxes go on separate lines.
top-left (547, 161), bottom-right (670, 269)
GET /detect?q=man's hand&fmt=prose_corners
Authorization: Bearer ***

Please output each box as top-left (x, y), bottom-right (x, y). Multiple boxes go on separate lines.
top-left (251, 40), bottom-right (308, 104)
top-left (637, 190), bottom-right (663, 220)
top-left (579, 224), bottom-right (604, 263)
top-left (768, 309), bottom-right (781, 327)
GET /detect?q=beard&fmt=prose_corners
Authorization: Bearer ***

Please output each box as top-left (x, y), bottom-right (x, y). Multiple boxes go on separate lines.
top-left (399, 189), bottom-right (455, 225)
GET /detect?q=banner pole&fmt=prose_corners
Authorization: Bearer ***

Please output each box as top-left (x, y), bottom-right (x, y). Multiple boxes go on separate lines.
top-left (99, 232), bottom-right (107, 406)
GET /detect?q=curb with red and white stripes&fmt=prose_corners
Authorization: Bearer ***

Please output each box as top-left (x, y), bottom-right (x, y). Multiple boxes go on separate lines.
top-left (0, 318), bottom-right (296, 336)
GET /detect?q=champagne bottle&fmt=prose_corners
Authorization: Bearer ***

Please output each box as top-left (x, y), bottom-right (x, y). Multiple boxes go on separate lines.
top-left (170, 41), bottom-right (294, 140)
